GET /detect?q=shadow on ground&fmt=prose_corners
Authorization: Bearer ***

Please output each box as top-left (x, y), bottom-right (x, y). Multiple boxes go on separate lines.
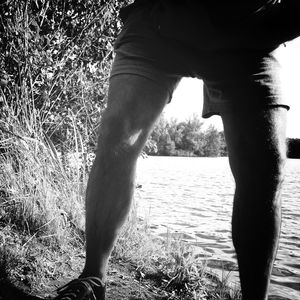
top-left (0, 280), bottom-right (43, 300)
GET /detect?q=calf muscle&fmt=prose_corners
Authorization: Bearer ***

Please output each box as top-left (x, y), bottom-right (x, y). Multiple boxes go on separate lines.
top-left (221, 107), bottom-right (287, 300)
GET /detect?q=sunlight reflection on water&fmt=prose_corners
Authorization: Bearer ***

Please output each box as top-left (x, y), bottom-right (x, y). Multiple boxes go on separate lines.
top-left (135, 157), bottom-right (300, 300)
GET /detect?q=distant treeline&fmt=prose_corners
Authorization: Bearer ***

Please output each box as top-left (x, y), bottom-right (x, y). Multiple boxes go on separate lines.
top-left (143, 116), bottom-right (300, 158)
top-left (144, 115), bottom-right (227, 157)
top-left (287, 138), bottom-right (300, 158)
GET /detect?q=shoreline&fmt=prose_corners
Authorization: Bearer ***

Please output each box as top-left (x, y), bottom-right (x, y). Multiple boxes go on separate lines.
top-left (0, 220), bottom-right (241, 300)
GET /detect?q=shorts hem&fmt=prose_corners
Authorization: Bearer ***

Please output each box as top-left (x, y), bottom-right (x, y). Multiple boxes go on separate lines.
top-left (202, 104), bottom-right (290, 118)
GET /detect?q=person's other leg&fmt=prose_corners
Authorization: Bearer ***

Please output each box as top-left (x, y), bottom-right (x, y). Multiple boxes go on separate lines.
top-left (81, 74), bottom-right (176, 280)
top-left (221, 107), bottom-right (287, 300)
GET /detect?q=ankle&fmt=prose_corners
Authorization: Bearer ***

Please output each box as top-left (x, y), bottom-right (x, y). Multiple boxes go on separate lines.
top-left (80, 269), bottom-right (106, 282)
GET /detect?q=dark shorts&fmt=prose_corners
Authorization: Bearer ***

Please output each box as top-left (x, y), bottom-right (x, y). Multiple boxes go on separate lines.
top-left (111, 4), bottom-right (291, 118)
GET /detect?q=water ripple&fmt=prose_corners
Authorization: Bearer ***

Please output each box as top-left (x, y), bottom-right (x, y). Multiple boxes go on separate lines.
top-left (136, 157), bottom-right (300, 299)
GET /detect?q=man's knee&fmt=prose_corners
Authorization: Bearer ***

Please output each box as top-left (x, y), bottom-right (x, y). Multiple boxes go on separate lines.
top-left (96, 109), bottom-right (149, 161)
top-left (222, 108), bottom-right (288, 191)
top-left (233, 139), bottom-right (286, 191)
top-left (93, 75), bottom-right (170, 161)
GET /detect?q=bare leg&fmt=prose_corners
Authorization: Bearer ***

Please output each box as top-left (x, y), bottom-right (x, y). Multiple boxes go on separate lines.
top-left (221, 107), bottom-right (287, 300)
top-left (81, 74), bottom-right (174, 280)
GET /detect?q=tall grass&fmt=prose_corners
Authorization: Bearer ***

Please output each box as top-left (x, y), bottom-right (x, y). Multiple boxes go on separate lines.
top-left (0, 104), bottom-right (87, 293)
top-left (0, 0), bottom-right (119, 261)
top-left (0, 107), bottom-right (242, 298)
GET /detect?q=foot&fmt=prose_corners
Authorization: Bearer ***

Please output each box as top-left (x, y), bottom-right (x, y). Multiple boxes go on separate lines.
top-left (54, 277), bottom-right (105, 300)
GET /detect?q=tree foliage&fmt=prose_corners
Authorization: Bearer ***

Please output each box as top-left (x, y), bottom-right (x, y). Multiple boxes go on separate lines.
top-left (0, 0), bottom-right (131, 153)
top-left (145, 115), bottom-right (227, 157)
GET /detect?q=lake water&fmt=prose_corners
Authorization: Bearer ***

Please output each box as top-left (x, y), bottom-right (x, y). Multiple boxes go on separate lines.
top-left (135, 156), bottom-right (300, 300)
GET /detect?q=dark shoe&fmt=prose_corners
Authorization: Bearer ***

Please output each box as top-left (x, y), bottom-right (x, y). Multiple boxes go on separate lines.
top-left (54, 277), bottom-right (105, 300)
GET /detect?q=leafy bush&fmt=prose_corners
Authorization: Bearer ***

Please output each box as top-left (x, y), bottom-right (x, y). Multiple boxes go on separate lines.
top-left (0, 0), bottom-right (130, 153)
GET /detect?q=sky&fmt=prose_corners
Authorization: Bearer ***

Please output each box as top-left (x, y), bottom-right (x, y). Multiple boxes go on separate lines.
top-left (163, 37), bottom-right (300, 138)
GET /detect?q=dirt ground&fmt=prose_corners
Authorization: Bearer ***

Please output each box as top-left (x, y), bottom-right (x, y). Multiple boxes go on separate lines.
top-left (0, 260), bottom-right (169, 300)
